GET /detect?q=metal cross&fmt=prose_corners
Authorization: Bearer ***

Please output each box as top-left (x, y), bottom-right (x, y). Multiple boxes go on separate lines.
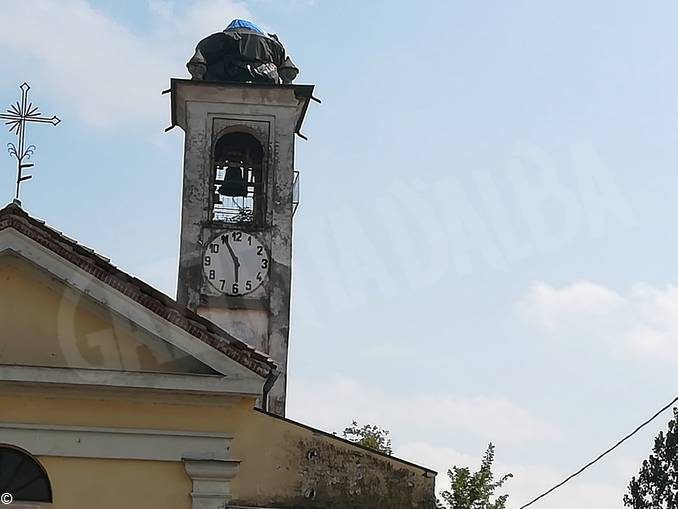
top-left (1, 82), bottom-right (60, 200)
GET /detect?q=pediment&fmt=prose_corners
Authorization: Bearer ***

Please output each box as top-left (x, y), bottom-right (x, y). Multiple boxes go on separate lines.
top-left (0, 226), bottom-right (268, 395)
top-left (0, 254), bottom-right (216, 375)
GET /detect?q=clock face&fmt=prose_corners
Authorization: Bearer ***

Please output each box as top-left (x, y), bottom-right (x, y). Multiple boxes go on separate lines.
top-left (203, 231), bottom-right (270, 296)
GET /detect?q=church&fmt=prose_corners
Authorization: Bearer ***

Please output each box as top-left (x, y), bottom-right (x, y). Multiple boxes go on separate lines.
top-left (0, 20), bottom-right (436, 509)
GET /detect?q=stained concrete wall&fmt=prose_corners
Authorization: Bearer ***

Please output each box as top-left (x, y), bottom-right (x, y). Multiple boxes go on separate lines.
top-left (230, 410), bottom-right (438, 509)
top-left (198, 306), bottom-right (269, 354)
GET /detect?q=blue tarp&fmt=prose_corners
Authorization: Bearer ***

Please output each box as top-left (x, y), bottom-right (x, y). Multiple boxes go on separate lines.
top-left (226, 19), bottom-right (265, 34)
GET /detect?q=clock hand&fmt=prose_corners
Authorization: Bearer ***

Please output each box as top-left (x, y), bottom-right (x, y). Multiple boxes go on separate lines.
top-left (222, 234), bottom-right (240, 284)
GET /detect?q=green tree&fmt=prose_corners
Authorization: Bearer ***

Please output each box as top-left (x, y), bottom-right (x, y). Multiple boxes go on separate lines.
top-left (439, 443), bottom-right (512, 509)
top-left (342, 420), bottom-right (393, 455)
top-left (624, 407), bottom-right (678, 508)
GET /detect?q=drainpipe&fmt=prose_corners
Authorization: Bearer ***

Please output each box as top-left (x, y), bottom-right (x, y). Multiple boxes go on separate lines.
top-left (261, 370), bottom-right (279, 412)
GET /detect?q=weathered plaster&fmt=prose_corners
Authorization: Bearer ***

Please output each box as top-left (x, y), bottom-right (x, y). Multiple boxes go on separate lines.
top-left (290, 438), bottom-right (437, 509)
top-left (229, 411), bottom-right (438, 509)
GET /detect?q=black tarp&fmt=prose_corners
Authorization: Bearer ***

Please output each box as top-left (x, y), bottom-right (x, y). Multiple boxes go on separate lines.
top-left (195, 28), bottom-right (287, 84)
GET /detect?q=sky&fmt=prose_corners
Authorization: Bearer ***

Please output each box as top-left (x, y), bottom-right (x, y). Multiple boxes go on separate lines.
top-left (1, 1), bottom-right (678, 507)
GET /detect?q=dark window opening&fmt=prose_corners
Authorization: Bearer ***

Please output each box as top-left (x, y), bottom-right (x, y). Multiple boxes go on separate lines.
top-left (212, 132), bottom-right (265, 225)
top-left (0, 446), bottom-right (52, 503)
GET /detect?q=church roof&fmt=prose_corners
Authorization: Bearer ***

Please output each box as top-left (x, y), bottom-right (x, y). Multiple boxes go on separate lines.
top-left (0, 201), bottom-right (278, 382)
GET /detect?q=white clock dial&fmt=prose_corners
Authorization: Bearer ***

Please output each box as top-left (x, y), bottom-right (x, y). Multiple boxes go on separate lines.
top-left (203, 231), bottom-right (270, 296)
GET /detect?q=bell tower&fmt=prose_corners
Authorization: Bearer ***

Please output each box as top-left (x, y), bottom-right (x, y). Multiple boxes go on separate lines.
top-left (168, 23), bottom-right (314, 416)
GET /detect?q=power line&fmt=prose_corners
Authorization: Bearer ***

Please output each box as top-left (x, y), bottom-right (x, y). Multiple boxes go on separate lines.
top-left (518, 394), bottom-right (678, 509)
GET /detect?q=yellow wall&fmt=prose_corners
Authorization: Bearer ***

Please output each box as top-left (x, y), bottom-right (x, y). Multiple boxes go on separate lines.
top-left (0, 388), bottom-right (251, 508)
top-left (40, 457), bottom-right (191, 509)
top-left (0, 388), bottom-right (434, 508)
top-left (0, 253), bottom-right (435, 508)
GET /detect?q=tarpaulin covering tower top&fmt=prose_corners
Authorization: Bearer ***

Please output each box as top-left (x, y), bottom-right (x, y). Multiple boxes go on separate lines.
top-left (225, 19), bottom-right (265, 34)
top-left (187, 19), bottom-right (299, 84)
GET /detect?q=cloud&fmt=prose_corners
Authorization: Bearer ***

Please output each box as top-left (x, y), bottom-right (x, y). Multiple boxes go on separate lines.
top-left (518, 280), bottom-right (623, 328)
top-left (0, 0), bottom-right (252, 129)
top-left (518, 280), bottom-right (678, 362)
top-left (621, 283), bottom-right (678, 360)
top-left (287, 377), bottom-right (561, 448)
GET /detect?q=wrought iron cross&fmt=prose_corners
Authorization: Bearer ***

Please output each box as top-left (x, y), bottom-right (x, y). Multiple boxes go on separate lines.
top-left (1, 82), bottom-right (60, 200)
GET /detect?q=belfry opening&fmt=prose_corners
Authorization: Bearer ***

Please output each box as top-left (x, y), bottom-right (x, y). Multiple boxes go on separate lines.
top-left (212, 131), bottom-right (265, 225)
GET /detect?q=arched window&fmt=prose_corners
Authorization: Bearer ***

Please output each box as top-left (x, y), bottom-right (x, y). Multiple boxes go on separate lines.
top-left (0, 446), bottom-right (52, 504)
top-left (212, 132), bottom-right (265, 225)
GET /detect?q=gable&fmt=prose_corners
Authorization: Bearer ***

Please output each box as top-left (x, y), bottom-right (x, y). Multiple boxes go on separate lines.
top-left (0, 222), bottom-right (271, 397)
top-left (0, 255), bottom-right (216, 375)
top-left (0, 204), bottom-right (277, 380)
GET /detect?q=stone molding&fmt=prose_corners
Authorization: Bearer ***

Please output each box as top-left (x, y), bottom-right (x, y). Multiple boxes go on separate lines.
top-left (0, 364), bottom-right (256, 396)
top-left (0, 422), bottom-right (233, 462)
top-left (183, 457), bottom-right (241, 509)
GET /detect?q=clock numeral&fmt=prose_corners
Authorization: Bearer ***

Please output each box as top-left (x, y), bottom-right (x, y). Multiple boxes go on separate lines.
top-left (206, 233), bottom-right (268, 295)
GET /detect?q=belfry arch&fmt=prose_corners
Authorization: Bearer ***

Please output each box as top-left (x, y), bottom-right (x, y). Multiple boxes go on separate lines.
top-left (212, 131), bottom-right (266, 226)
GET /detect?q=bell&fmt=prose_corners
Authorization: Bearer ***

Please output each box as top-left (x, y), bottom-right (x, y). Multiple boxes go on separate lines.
top-left (218, 165), bottom-right (248, 197)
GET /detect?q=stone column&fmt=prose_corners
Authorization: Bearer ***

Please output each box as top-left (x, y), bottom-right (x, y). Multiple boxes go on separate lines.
top-left (183, 458), bottom-right (241, 509)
